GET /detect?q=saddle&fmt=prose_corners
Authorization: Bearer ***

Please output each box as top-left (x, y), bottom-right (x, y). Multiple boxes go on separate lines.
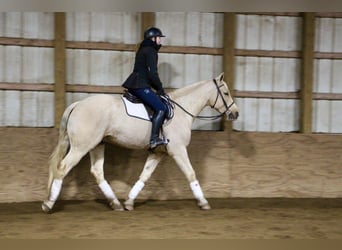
top-left (123, 91), bottom-right (142, 104)
top-left (122, 91), bottom-right (174, 121)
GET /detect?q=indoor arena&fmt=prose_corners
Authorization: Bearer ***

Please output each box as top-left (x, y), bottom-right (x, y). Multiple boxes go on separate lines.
top-left (0, 11), bottom-right (342, 239)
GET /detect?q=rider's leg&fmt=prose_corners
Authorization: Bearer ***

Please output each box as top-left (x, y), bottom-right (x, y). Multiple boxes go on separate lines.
top-left (149, 110), bottom-right (166, 149)
top-left (128, 88), bottom-right (168, 149)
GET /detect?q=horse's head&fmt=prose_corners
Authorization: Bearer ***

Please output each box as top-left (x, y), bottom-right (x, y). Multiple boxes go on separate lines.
top-left (209, 73), bottom-right (239, 120)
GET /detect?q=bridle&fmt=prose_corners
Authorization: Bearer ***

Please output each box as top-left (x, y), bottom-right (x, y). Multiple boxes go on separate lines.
top-left (168, 79), bottom-right (235, 121)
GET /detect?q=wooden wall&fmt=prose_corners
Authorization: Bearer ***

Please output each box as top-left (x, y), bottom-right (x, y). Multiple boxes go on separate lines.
top-left (1, 127), bottom-right (341, 203)
top-left (2, 12), bottom-right (342, 132)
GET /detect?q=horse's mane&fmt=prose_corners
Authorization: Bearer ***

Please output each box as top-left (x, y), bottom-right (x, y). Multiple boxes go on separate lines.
top-left (168, 80), bottom-right (208, 99)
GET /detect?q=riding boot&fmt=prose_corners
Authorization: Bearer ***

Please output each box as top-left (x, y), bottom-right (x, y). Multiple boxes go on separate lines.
top-left (150, 110), bottom-right (168, 149)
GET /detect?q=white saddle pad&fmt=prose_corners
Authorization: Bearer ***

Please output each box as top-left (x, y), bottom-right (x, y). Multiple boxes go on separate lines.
top-left (122, 96), bottom-right (150, 121)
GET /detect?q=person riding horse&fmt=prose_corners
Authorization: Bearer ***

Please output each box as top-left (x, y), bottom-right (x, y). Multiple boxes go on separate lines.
top-left (122, 27), bottom-right (168, 150)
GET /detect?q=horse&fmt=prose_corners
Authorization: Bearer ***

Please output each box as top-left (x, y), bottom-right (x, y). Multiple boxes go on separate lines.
top-left (41, 73), bottom-right (239, 213)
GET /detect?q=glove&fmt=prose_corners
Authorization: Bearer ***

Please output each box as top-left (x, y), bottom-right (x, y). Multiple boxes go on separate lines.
top-left (157, 89), bottom-right (165, 96)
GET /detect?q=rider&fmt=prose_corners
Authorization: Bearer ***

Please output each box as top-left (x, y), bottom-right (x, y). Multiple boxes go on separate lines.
top-left (122, 27), bottom-right (168, 149)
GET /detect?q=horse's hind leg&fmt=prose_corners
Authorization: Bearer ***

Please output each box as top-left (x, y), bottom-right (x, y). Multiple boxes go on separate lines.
top-left (42, 148), bottom-right (85, 213)
top-left (89, 143), bottom-right (123, 211)
top-left (169, 145), bottom-right (211, 210)
top-left (124, 152), bottom-right (164, 211)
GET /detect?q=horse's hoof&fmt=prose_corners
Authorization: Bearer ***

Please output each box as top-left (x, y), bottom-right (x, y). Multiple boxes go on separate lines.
top-left (124, 199), bottom-right (134, 211)
top-left (124, 204), bottom-right (134, 211)
top-left (41, 201), bottom-right (52, 213)
top-left (199, 202), bottom-right (211, 210)
top-left (109, 201), bottom-right (124, 211)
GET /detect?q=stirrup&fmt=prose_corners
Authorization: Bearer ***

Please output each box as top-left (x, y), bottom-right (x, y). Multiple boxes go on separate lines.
top-left (149, 137), bottom-right (169, 149)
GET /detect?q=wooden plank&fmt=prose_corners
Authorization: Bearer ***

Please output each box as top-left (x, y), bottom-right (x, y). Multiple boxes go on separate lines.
top-left (235, 90), bottom-right (342, 100)
top-left (313, 92), bottom-right (342, 100)
top-left (54, 13), bottom-right (66, 128)
top-left (222, 13), bottom-right (236, 131)
top-left (2, 36), bottom-right (342, 59)
top-left (0, 36), bottom-right (223, 55)
top-left (225, 132), bottom-right (342, 198)
top-left (300, 13), bottom-right (315, 134)
top-left (66, 41), bottom-right (136, 51)
top-left (237, 12), bottom-right (300, 17)
top-left (66, 84), bottom-right (124, 94)
top-left (0, 128), bottom-right (58, 202)
top-left (1, 128), bottom-right (342, 203)
top-left (315, 52), bottom-right (342, 60)
top-left (1, 82), bottom-right (342, 101)
top-left (0, 82), bottom-right (53, 91)
top-left (315, 12), bottom-right (342, 18)
top-left (237, 12), bottom-right (342, 18)
top-left (235, 90), bottom-right (299, 99)
top-left (0, 37), bottom-right (53, 47)
top-left (67, 41), bottom-right (223, 55)
top-left (235, 49), bottom-right (301, 58)
top-left (141, 12), bottom-right (155, 40)
top-left (160, 45), bottom-right (222, 55)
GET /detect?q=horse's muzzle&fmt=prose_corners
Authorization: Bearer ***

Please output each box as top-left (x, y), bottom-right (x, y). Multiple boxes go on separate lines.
top-left (228, 111), bottom-right (239, 120)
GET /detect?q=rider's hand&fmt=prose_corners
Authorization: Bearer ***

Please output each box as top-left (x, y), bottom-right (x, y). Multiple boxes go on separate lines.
top-left (157, 89), bottom-right (165, 96)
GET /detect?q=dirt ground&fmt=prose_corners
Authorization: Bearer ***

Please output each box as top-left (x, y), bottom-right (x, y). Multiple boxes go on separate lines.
top-left (0, 198), bottom-right (342, 239)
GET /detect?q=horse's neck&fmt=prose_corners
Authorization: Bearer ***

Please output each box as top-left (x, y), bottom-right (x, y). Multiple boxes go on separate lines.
top-left (171, 80), bottom-right (213, 117)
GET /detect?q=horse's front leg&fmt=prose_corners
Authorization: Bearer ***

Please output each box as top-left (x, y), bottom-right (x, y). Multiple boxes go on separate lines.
top-left (124, 152), bottom-right (164, 211)
top-left (169, 145), bottom-right (211, 210)
top-left (89, 143), bottom-right (124, 211)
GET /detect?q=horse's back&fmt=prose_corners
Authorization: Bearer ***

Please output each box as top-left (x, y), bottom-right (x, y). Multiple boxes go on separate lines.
top-left (75, 93), bottom-right (122, 110)
top-left (77, 94), bottom-right (117, 108)
top-left (67, 94), bottom-right (119, 135)
top-left (66, 94), bottom-right (150, 148)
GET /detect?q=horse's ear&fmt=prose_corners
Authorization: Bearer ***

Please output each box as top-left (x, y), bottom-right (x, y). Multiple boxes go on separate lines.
top-left (216, 72), bottom-right (224, 82)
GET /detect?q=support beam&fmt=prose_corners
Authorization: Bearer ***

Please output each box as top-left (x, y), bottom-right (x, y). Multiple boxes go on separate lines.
top-left (141, 12), bottom-right (155, 40)
top-left (300, 13), bottom-right (315, 134)
top-left (222, 12), bottom-right (236, 131)
top-left (54, 12), bottom-right (66, 128)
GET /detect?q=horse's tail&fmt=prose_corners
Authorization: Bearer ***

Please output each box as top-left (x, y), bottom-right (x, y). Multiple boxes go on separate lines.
top-left (47, 101), bottom-right (79, 192)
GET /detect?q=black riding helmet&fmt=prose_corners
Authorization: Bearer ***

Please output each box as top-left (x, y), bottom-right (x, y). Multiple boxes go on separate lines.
top-left (144, 27), bottom-right (165, 39)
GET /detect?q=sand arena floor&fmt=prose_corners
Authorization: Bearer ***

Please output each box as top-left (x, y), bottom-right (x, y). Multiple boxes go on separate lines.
top-left (0, 198), bottom-right (342, 239)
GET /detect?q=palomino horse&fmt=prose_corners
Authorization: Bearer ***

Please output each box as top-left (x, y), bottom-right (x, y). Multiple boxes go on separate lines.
top-left (42, 73), bottom-right (238, 213)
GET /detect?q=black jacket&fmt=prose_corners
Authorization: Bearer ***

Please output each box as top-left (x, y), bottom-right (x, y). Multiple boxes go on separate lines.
top-left (122, 39), bottom-right (164, 94)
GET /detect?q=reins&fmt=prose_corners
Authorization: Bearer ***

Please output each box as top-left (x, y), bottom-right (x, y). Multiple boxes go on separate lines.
top-left (168, 79), bottom-right (235, 121)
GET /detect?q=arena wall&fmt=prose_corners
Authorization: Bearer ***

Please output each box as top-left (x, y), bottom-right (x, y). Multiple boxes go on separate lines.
top-left (1, 13), bottom-right (342, 132)
top-left (1, 127), bottom-right (341, 203)
top-left (0, 12), bottom-right (341, 204)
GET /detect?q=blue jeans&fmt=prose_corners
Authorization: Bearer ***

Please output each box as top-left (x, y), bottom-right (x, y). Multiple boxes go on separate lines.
top-left (128, 88), bottom-right (167, 113)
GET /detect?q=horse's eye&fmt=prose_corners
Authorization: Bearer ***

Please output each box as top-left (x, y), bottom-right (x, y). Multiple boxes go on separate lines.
top-left (224, 92), bottom-right (229, 96)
